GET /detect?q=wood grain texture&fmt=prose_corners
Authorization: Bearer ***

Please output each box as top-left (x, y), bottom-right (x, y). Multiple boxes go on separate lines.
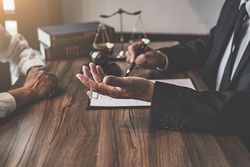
top-left (0, 42), bottom-right (249, 167)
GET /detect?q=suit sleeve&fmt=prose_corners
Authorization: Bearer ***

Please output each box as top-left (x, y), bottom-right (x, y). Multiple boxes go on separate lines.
top-left (158, 27), bottom-right (216, 73)
top-left (150, 82), bottom-right (250, 139)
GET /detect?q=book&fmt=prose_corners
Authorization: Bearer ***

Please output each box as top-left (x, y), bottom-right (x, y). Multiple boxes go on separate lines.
top-left (37, 21), bottom-right (115, 48)
top-left (38, 21), bottom-right (115, 60)
top-left (88, 78), bottom-right (196, 109)
top-left (39, 42), bottom-right (93, 60)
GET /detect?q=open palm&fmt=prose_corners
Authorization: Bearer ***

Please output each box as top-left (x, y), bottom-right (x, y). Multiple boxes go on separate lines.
top-left (76, 63), bottom-right (154, 102)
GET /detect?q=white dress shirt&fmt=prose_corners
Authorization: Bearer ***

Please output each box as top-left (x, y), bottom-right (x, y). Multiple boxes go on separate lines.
top-left (0, 25), bottom-right (44, 118)
top-left (216, 0), bottom-right (250, 90)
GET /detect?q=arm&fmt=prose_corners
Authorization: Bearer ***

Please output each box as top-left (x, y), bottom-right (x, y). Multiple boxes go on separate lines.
top-left (0, 26), bottom-right (56, 118)
top-left (0, 67), bottom-right (57, 118)
top-left (76, 64), bottom-right (250, 140)
top-left (150, 82), bottom-right (250, 139)
top-left (158, 27), bottom-right (216, 73)
top-left (0, 25), bottom-right (44, 77)
top-left (125, 27), bottom-right (216, 73)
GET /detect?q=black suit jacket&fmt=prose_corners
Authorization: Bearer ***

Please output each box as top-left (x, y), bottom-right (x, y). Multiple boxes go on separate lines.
top-left (150, 0), bottom-right (250, 147)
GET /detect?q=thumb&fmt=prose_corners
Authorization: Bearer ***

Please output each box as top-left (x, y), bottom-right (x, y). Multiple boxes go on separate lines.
top-left (103, 76), bottom-right (131, 87)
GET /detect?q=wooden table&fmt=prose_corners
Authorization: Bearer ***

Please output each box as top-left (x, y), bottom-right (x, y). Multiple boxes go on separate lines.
top-left (0, 42), bottom-right (250, 167)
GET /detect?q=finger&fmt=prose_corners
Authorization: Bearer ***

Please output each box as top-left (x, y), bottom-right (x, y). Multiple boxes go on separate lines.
top-left (76, 74), bottom-right (89, 85)
top-left (46, 78), bottom-right (57, 88)
top-left (32, 67), bottom-right (49, 75)
top-left (135, 54), bottom-right (147, 65)
top-left (44, 73), bottom-right (57, 84)
top-left (76, 74), bottom-right (119, 97)
top-left (82, 66), bottom-right (91, 78)
top-left (40, 66), bottom-right (49, 72)
top-left (96, 65), bottom-right (105, 78)
top-left (125, 51), bottom-right (132, 62)
top-left (127, 42), bottom-right (142, 63)
top-left (42, 80), bottom-right (56, 98)
top-left (78, 74), bottom-right (119, 96)
top-left (46, 72), bottom-right (57, 79)
top-left (89, 62), bottom-right (97, 74)
top-left (37, 69), bottom-right (45, 76)
top-left (89, 63), bottom-right (103, 83)
top-left (76, 74), bottom-right (90, 85)
top-left (76, 74), bottom-right (98, 91)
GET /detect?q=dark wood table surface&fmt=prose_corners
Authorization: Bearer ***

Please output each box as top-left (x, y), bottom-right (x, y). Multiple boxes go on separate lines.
top-left (0, 42), bottom-right (250, 167)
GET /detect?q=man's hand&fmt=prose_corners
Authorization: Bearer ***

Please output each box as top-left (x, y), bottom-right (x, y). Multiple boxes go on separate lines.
top-left (8, 66), bottom-right (57, 109)
top-left (76, 63), bottom-right (154, 102)
top-left (125, 42), bottom-right (167, 69)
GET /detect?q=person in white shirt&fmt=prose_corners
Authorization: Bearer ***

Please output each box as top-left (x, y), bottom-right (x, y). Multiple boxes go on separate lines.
top-left (0, 25), bottom-right (57, 118)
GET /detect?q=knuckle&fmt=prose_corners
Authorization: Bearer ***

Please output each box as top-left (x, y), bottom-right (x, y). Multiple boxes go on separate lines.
top-left (144, 54), bottom-right (151, 59)
top-left (40, 70), bottom-right (46, 75)
top-left (139, 55), bottom-right (146, 61)
top-left (125, 51), bottom-right (130, 57)
top-left (128, 45), bottom-right (133, 50)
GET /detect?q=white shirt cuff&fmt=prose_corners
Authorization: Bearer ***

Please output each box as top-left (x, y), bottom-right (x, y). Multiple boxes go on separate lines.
top-left (19, 49), bottom-right (44, 75)
top-left (0, 92), bottom-right (16, 118)
top-left (156, 50), bottom-right (169, 72)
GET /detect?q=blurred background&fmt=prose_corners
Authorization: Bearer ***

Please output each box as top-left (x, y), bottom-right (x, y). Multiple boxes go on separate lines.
top-left (0, 0), bottom-right (224, 90)
top-left (1, 0), bottom-right (225, 49)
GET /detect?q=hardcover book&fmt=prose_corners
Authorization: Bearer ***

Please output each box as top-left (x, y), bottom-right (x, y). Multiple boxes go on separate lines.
top-left (38, 21), bottom-right (115, 60)
top-left (37, 21), bottom-right (115, 48)
top-left (40, 42), bottom-right (93, 60)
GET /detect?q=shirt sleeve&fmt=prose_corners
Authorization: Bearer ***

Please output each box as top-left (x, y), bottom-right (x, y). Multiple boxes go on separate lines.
top-left (0, 25), bottom-right (44, 77)
top-left (156, 50), bottom-right (169, 72)
top-left (0, 92), bottom-right (16, 118)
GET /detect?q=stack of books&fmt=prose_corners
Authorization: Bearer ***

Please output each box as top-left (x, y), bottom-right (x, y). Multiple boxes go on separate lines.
top-left (37, 21), bottom-right (115, 60)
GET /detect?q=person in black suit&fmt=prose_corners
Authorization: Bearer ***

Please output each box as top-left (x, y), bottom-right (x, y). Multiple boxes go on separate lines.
top-left (77, 0), bottom-right (250, 147)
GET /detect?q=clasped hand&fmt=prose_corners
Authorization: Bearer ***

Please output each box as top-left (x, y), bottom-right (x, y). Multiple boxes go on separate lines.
top-left (24, 66), bottom-right (57, 99)
top-left (8, 66), bottom-right (57, 109)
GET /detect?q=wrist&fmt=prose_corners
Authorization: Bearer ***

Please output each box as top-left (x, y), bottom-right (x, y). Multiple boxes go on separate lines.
top-left (8, 87), bottom-right (37, 109)
top-left (23, 87), bottom-right (37, 98)
top-left (157, 50), bottom-right (166, 68)
top-left (26, 65), bottom-right (44, 76)
top-left (156, 50), bottom-right (169, 71)
top-left (142, 81), bottom-right (154, 102)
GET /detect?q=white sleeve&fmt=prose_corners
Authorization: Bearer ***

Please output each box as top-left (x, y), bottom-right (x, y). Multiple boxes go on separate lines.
top-left (0, 92), bottom-right (16, 118)
top-left (0, 25), bottom-right (44, 77)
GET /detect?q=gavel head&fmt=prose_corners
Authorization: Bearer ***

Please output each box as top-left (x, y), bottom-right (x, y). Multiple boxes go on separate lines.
top-left (89, 51), bottom-right (109, 65)
top-left (89, 51), bottom-right (122, 76)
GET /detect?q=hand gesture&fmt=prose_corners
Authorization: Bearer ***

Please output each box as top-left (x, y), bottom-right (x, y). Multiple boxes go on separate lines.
top-left (76, 63), bottom-right (154, 102)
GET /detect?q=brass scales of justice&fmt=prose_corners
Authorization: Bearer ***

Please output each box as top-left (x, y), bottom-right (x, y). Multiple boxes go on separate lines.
top-left (92, 8), bottom-right (150, 58)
